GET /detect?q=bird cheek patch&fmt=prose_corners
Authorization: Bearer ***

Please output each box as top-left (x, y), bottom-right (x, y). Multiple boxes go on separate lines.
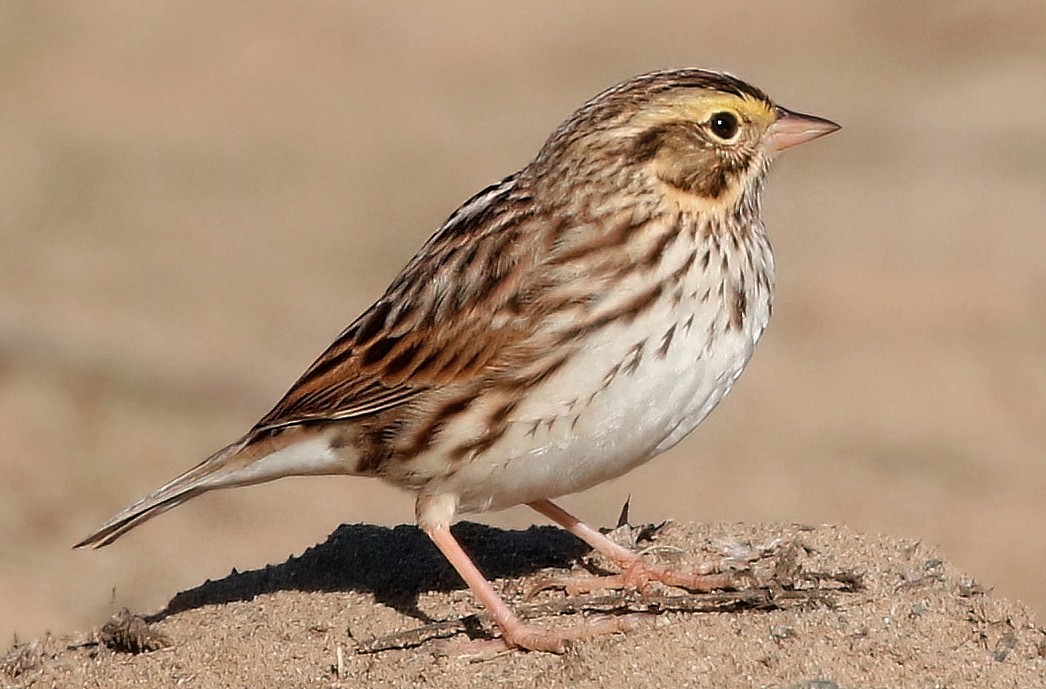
top-left (630, 122), bottom-right (744, 200)
top-left (656, 145), bottom-right (733, 200)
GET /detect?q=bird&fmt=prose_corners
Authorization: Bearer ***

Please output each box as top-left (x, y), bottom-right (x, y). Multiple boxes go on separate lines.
top-left (76, 68), bottom-right (839, 653)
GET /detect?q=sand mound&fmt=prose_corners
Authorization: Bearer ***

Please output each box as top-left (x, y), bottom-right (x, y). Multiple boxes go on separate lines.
top-left (5, 522), bottom-right (1043, 688)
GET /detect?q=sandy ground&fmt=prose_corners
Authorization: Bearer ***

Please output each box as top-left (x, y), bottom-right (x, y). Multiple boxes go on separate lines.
top-left (5, 522), bottom-right (1044, 688)
top-left (1, 2), bottom-right (1045, 684)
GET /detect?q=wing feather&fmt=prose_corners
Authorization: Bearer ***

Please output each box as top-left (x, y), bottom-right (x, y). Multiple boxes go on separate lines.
top-left (252, 174), bottom-right (544, 431)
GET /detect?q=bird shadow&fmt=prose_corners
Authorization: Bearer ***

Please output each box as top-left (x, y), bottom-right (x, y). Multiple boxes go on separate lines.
top-left (150, 522), bottom-right (589, 624)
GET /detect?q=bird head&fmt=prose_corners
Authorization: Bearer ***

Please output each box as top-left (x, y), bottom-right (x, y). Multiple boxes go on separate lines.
top-left (531, 69), bottom-right (839, 210)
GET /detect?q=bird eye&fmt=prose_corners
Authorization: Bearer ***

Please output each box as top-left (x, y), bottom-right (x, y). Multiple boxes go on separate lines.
top-left (708, 111), bottom-right (739, 141)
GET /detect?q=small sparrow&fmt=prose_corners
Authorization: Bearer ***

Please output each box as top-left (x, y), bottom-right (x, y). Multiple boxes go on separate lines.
top-left (77, 69), bottom-right (838, 652)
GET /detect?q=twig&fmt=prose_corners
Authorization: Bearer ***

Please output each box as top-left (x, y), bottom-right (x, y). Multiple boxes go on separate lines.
top-left (356, 585), bottom-right (842, 653)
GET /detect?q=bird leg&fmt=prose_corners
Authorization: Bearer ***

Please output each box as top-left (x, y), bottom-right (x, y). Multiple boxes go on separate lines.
top-left (422, 523), bottom-right (638, 653)
top-left (527, 499), bottom-right (748, 595)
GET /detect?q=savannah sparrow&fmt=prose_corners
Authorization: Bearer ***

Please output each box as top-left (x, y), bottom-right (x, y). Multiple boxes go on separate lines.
top-left (77, 69), bottom-right (838, 652)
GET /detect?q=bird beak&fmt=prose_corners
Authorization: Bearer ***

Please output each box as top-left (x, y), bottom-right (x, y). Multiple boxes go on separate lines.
top-left (768, 107), bottom-right (840, 153)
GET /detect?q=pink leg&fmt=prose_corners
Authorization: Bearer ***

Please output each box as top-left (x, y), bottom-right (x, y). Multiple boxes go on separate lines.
top-left (528, 499), bottom-right (744, 593)
top-left (423, 523), bottom-right (635, 653)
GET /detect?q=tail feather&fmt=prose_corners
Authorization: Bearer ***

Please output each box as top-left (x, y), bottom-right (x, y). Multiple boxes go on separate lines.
top-left (74, 486), bottom-right (209, 548)
top-left (75, 424), bottom-right (358, 549)
top-left (74, 439), bottom-right (250, 549)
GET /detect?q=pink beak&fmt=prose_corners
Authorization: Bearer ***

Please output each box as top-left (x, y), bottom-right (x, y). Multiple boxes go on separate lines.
top-left (768, 107), bottom-right (840, 153)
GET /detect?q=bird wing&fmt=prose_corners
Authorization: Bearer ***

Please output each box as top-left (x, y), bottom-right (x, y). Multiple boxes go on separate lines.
top-left (251, 174), bottom-right (545, 433)
top-left (73, 176), bottom-right (546, 549)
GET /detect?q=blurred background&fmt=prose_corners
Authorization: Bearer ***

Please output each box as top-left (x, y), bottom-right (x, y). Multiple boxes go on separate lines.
top-left (2, 2), bottom-right (1043, 642)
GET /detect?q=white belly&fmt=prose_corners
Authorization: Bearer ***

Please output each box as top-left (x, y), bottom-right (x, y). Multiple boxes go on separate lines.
top-left (429, 236), bottom-right (772, 514)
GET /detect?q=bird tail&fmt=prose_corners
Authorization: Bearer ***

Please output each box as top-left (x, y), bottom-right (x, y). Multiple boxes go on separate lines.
top-left (74, 438), bottom-right (252, 549)
top-left (74, 425), bottom-right (351, 549)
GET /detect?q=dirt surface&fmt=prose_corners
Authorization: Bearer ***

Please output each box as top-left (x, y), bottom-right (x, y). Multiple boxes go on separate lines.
top-left (2, 3), bottom-right (1046, 685)
top-left (5, 522), bottom-right (1044, 688)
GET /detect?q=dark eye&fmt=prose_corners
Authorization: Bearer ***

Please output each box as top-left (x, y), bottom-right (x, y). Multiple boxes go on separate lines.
top-left (709, 111), bottom-right (739, 140)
